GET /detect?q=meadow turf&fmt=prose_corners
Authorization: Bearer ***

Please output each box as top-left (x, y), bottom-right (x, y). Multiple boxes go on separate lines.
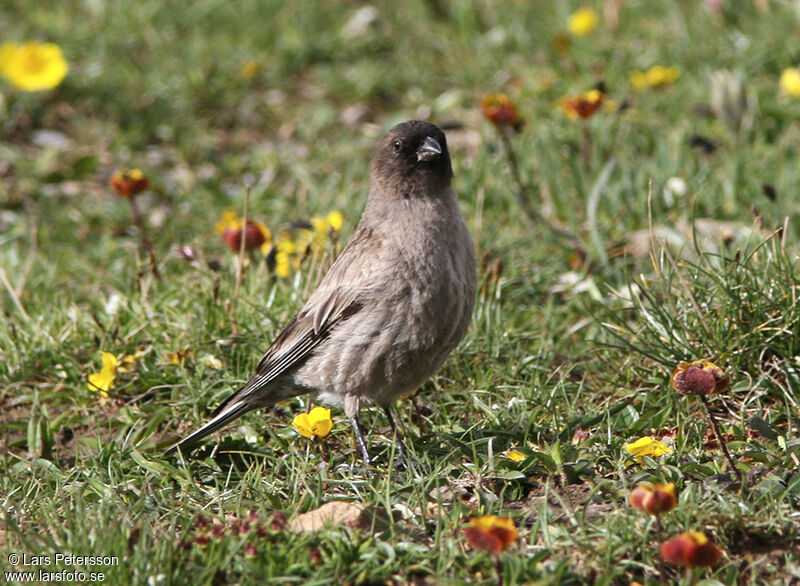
top-left (2, 1), bottom-right (800, 584)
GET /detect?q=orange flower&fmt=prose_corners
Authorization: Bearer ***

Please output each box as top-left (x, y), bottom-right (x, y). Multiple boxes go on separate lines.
top-left (671, 360), bottom-right (729, 396)
top-left (480, 93), bottom-right (520, 128)
top-left (630, 482), bottom-right (677, 515)
top-left (660, 531), bottom-right (723, 568)
top-left (561, 89), bottom-right (605, 120)
top-left (464, 515), bottom-right (518, 554)
top-left (110, 168), bottom-right (150, 199)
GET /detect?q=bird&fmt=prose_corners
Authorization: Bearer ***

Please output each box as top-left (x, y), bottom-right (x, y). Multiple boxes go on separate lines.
top-left (166, 120), bottom-right (477, 467)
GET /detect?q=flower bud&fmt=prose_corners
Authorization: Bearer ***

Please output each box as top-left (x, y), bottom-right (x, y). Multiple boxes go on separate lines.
top-left (464, 515), bottom-right (518, 554)
top-left (660, 531), bottom-right (723, 568)
top-left (671, 360), bottom-right (729, 396)
top-left (221, 221), bottom-right (268, 252)
top-left (629, 482), bottom-right (676, 515)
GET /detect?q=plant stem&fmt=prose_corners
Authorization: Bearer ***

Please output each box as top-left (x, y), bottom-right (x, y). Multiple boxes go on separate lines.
top-left (654, 514), bottom-right (668, 581)
top-left (654, 514), bottom-right (663, 545)
top-left (496, 126), bottom-right (579, 247)
top-left (230, 184), bottom-right (251, 335)
top-left (494, 555), bottom-right (503, 586)
top-left (128, 196), bottom-right (160, 281)
top-left (699, 393), bottom-right (742, 483)
top-left (581, 120), bottom-right (592, 173)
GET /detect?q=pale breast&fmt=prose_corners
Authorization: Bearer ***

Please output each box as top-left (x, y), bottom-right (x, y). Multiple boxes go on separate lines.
top-left (296, 194), bottom-right (476, 407)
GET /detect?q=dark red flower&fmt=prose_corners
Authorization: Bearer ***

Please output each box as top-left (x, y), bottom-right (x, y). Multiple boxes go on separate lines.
top-left (221, 221), bottom-right (268, 252)
top-left (561, 90), bottom-right (605, 120)
top-left (481, 94), bottom-right (520, 128)
top-left (110, 168), bottom-right (150, 198)
top-left (660, 531), bottom-right (723, 568)
top-left (464, 515), bottom-right (518, 555)
top-left (630, 483), bottom-right (677, 515)
top-left (671, 360), bottom-right (729, 396)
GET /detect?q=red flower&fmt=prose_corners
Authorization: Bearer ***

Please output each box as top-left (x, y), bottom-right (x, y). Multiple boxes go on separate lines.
top-left (110, 168), bottom-right (150, 198)
top-left (464, 515), bottom-right (518, 554)
top-left (660, 531), bottom-right (723, 568)
top-left (561, 89), bottom-right (605, 120)
top-left (671, 360), bottom-right (729, 396)
top-left (481, 93), bottom-right (521, 128)
top-left (630, 482), bottom-right (677, 515)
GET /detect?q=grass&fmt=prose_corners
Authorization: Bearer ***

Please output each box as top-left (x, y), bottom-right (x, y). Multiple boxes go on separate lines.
top-left (2, 0), bottom-right (800, 584)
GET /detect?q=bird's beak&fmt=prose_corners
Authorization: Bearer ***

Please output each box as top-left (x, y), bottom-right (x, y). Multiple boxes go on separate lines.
top-left (416, 136), bottom-right (442, 161)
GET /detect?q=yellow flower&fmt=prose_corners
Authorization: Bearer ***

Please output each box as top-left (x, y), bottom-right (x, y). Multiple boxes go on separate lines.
top-left (275, 252), bottom-right (291, 277)
top-left (214, 209), bottom-right (241, 235)
top-left (504, 449), bottom-right (526, 463)
top-left (568, 7), bottom-right (598, 37)
top-left (272, 235), bottom-right (296, 277)
top-left (630, 66), bottom-right (680, 90)
top-left (240, 59), bottom-right (261, 80)
top-left (309, 210), bottom-right (344, 243)
top-left (87, 351), bottom-right (118, 398)
top-left (310, 217), bottom-right (329, 242)
top-left (326, 211), bottom-right (343, 232)
top-left (165, 347), bottom-right (191, 365)
top-left (292, 407), bottom-right (333, 439)
top-left (780, 67), bottom-right (800, 98)
top-left (0, 41), bottom-right (68, 91)
top-left (117, 349), bottom-right (147, 373)
top-left (625, 436), bottom-right (672, 463)
top-left (603, 98), bottom-right (620, 113)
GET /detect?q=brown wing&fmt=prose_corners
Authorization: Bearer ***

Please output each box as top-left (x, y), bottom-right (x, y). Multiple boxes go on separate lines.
top-left (213, 286), bottom-right (363, 414)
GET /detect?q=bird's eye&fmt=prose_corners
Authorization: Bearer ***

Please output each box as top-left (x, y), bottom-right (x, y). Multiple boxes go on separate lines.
top-left (392, 139), bottom-right (402, 152)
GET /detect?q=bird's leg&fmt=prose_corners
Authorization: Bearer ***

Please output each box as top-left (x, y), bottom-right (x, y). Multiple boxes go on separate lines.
top-left (382, 405), bottom-right (408, 470)
top-left (345, 394), bottom-right (372, 469)
top-left (348, 415), bottom-right (372, 468)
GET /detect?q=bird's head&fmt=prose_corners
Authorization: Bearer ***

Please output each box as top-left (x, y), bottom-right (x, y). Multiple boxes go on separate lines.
top-left (371, 120), bottom-right (453, 199)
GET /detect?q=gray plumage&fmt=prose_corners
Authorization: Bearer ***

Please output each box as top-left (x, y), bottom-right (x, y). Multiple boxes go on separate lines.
top-left (166, 120), bottom-right (476, 463)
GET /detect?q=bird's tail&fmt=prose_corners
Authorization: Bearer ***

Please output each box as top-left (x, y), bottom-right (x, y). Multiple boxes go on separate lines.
top-left (164, 399), bottom-right (255, 455)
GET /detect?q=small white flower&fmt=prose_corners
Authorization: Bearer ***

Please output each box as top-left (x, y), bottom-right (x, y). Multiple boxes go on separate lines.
top-left (663, 177), bottom-right (687, 207)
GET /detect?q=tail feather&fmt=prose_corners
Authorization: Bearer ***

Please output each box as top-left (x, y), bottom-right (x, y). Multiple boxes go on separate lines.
top-left (165, 374), bottom-right (306, 455)
top-left (165, 400), bottom-right (254, 455)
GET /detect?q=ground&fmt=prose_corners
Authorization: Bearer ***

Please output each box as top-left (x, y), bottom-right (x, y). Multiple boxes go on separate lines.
top-left (1, 1), bottom-right (800, 584)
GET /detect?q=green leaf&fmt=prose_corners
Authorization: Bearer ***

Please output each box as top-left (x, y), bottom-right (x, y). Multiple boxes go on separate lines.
top-left (131, 448), bottom-right (172, 476)
top-left (748, 415), bottom-right (780, 440)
